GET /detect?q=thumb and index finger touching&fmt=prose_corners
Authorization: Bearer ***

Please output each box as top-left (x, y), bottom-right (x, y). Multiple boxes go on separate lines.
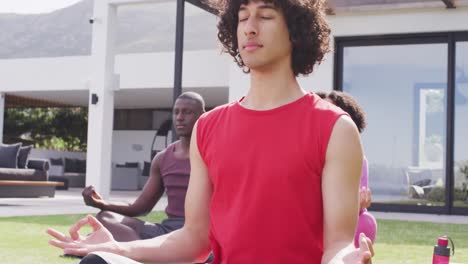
top-left (68, 215), bottom-right (104, 240)
top-left (46, 215), bottom-right (97, 249)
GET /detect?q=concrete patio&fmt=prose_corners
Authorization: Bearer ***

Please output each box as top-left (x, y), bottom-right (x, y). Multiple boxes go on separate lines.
top-left (0, 188), bottom-right (167, 217)
top-left (0, 188), bottom-right (466, 225)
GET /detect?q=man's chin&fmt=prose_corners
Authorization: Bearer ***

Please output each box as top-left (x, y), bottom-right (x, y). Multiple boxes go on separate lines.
top-left (244, 61), bottom-right (269, 72)
top-left (176, 131), bottom-right (190, 138)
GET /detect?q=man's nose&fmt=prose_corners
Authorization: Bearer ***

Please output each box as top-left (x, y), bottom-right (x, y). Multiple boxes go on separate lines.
top-left (244, 17), bottom-right (258, 37)
top-left (176, 112), bottom-right (184, 121)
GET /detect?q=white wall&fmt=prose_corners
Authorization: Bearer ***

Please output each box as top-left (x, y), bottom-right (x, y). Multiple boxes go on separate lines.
top-left (228, 64), bottom-right (249, 102)
top-left (111, 130), bottom-right (171, 165)
top-left (0, 56), bottom-right (91, 92)
top-left (30, 149), bottom-right (86, 160)
top-left (329, 7), bottom-right (468, 37)
top-left (115, 50), bottom-right (230, 89)
top-left (0, 49), bottom-right (230, 93)
top-left (298, 51), bottom-right (335, 93)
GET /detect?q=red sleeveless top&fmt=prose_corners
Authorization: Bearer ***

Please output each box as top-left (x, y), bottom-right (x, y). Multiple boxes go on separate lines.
top-left (197, 93), bottom-right (346, 263)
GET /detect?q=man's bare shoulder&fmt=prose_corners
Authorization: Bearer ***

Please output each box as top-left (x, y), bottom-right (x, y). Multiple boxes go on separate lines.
top-left (333, 115), bottom-right (359, 135)
top-left (195, 102), bottom-right (237, 136)
top-left (151, 141), bottom-right (178, 165)
top-left (200, 101), bottom-right (235, 120)
top-left (326, 115), bottom-right (362, 163)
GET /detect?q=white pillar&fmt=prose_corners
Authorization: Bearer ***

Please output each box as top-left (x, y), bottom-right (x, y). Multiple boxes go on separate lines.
top-left (0, 93), bottom-right (4, 143)
top-left (86, 0), bottom-right (117, 198)
top-left (228, 64), bottom-right (249, 102)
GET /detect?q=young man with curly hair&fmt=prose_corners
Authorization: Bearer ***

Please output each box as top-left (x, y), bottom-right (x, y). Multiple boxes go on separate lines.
top-left (47, 1), bottom-right (374, 263)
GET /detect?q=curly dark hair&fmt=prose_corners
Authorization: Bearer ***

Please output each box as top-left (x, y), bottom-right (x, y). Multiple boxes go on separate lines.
top-left (209, 0), bottom-right (331, 76)
top-left (316, 91), bottom-right (367, 133)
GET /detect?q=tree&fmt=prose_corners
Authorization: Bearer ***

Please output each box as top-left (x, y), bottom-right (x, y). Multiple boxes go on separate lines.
top-left (4, 107), bottom-right (88, 151)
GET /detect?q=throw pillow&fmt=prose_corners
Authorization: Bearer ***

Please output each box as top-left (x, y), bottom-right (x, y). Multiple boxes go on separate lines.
top-left (50, 158), bottom-right (64, 166)
top-left (17, 145), bottom-right (33, 168)
top-left (64, 158), bottom-right (77, 173)
top-left (76, 159), bottom-right (87, 173)
top-left (0, 143), bottom-right (22, 168)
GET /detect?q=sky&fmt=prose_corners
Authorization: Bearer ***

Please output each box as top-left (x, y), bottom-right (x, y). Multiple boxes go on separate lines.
top-left (0, 0), bottom-right (82, 14)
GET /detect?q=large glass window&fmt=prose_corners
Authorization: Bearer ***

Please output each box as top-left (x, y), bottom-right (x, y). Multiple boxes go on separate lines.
top-left (454, 41), bottom-right (468, 208)
top-left (342, 43), bottom-right (448, 207)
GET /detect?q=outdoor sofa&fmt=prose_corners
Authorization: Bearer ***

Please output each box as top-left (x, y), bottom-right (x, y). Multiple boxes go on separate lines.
top-left (0, 143), bottom-right (62, 198)
top-left (49, 157), bottom-right (86, 188)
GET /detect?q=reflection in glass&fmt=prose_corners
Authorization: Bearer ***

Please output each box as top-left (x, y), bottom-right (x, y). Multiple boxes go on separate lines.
top-left (342, 44), bottom-right (448, 206)
top-left (454, 41), bottom-right (468, 208)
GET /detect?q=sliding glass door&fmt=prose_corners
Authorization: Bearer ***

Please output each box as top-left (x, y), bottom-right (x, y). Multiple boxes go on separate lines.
top-left (335, 32), bottom-right (468, 215)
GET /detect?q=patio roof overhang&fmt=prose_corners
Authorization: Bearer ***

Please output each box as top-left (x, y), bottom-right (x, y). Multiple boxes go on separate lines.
top-left (326, 0), bottom-right (468, 13)
top-left (191, 0), bottom-right (468, 15)
top-left (186, 0), bottom-right (219, 14)
top-left (4, 94), bottom-right (78, 108)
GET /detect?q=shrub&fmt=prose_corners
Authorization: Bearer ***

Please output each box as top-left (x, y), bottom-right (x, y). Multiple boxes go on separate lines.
top-left (427, 187), bottom-right (445, 202)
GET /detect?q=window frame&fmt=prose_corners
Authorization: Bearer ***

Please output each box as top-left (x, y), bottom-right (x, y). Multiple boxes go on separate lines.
top-left (334, 31), bottom-right (468, 215)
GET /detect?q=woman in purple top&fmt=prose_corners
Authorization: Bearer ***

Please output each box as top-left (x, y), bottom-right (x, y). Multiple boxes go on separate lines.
top-left (317, 91), bottom-right (377, 247)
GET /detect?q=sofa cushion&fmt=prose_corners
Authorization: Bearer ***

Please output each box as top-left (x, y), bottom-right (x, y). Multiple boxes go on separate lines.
top-left (62, 172), bottom-right (85, 188)
top-left (75, 159), bottom-right (86, 173)
top-left (0, 168), bottom-right (48, 181)
top-left (17, 145), bottom-right (33, 168)
top-left (27, 159), bottom-right (50, 171)
top-left (50, 158), bottom-right (63, 166)
top-left (0, 143), bottom-right (22, 168)
top-left (64, 158), bottom-right (77, 172)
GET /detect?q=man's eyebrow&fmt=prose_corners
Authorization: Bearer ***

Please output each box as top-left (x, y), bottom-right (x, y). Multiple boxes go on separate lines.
top-left (258, 4), bottom-right (278, 11)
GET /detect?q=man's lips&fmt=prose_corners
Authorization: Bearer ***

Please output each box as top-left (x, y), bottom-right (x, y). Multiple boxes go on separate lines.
top-left (243, 43), bottom-right (263, 51)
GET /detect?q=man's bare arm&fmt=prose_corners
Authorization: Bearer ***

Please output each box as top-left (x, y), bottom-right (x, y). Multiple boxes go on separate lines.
top-left (321, 115), bottom-right (364, 263)
top-left (107, 153), bottom-right (165, 216)
top-left (83, 152), bottom-right (165, 217)
top-left (116, 121), bottom-right (212, 263)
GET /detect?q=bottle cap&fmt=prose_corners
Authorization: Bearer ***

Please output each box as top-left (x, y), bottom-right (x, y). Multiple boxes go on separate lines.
top-left (434, 236), bottom-right (455, 257)
top-left (438, 237), bottom-right (449, 247)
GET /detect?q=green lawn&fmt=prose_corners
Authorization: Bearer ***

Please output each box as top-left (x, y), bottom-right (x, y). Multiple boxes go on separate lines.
top-left (0, 212), bottom-right (466, 264)
top-left (0, 212), bottom-right (166, 264)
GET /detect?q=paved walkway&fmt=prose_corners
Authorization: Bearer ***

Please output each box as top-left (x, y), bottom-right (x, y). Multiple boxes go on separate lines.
top-left (0, 188), bottom-right (167, 217)
top-left (0, 188), bottom-right (467, 224)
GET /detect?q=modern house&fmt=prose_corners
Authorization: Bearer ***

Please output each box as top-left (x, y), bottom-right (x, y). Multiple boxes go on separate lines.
top-left (0, 0), bottom-right (467, 215)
